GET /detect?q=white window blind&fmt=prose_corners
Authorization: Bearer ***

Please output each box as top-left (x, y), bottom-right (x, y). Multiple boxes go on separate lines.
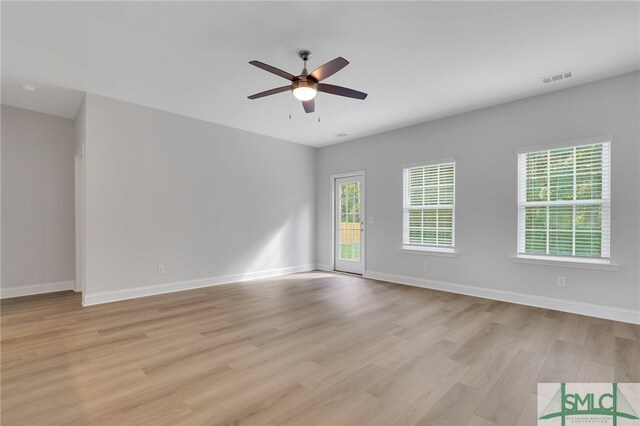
top-left (403, 162), bottom-right (455, 249)
top-left (517, 141), bottom-right (610, 260)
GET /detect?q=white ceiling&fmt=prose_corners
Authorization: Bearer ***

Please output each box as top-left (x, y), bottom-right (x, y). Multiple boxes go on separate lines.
top-left (2, 1), bottom-right (638, 147)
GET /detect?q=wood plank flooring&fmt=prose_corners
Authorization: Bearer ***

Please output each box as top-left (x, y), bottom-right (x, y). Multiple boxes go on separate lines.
top-left (1, 272), bottom-right (638, 425)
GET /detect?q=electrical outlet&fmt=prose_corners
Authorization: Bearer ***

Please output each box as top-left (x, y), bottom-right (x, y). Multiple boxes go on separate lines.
top-left (158, 265), bottom-right (165, 275)
top-left (424, 262), bottom-right (430, 270)
top-left (557, 276), bottom-right (566, 287)
top-left (368, 217), bottom-right (374, 225)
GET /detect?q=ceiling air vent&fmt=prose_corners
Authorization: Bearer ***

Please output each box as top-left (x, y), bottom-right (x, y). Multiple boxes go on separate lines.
top-left (542, 70), bottom-right (574, 84)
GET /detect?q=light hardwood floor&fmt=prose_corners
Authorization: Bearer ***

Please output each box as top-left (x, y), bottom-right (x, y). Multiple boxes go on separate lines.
top-left (1, 272), bottom-right (638, 425)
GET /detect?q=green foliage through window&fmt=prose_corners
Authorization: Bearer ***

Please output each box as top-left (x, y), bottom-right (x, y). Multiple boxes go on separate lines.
top-left (339, 182), bottom-right (361, 261)
top-left (519, 142), bottom-right (609, 258)
top-left (403, 162), bottom-right (455, 248)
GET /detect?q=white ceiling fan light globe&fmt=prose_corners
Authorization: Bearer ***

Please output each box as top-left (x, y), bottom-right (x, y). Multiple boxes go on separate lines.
top-left (292, 86), bottom-right (317, 101)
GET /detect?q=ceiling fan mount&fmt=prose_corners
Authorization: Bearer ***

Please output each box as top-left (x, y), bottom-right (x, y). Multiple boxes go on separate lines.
top-left (248, 50), bottom-right (368, 114)
top-left (298, 50), bottom-right (312, 62)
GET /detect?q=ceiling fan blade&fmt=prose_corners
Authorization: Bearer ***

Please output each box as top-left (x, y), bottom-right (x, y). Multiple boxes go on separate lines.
top-left (247, 85), bottom-right (291, 100)
top-left (317, 83), bottom-right (368, 100)
top-left (309, 57), bottom-right (349, 81)
top-left (302, 99), bottom-right (315, 113)
top-left (249, 60), bottom-right (295, 81)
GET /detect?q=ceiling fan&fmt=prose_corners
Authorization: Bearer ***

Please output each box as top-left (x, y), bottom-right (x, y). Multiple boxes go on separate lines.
top-left (247, 50), bottom-right (368, 113)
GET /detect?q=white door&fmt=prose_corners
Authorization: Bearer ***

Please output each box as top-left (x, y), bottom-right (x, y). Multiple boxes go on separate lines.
top-left (334, 175), bottom-right (364, 274)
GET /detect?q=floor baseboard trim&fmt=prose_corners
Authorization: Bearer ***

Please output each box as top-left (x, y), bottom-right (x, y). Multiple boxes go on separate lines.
top-left (82, 264), bottom-right (316, 306)
top-left (1, 281), bottom-right (76, 299)
top-left (364, 270), bottom-right (640, 325)
top-left (314, 263), bottom-right (333, 272)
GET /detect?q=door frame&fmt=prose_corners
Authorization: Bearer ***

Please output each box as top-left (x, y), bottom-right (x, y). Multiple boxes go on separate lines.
top-left (330, 171), bottom-right (366, 274)
top-left (74, 151), bottom-right (85, 295)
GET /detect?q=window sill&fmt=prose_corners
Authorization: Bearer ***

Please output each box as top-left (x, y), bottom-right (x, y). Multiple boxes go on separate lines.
top-left (399, 246), bottom-right (460, 257)
top-left (510, 255), bottom-right (620, 271)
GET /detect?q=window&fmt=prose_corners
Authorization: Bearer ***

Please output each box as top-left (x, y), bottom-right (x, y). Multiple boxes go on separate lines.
top-left (517, 141), bottom-right (610, 262)
top-left (403, 161), bottom-right (455, 251)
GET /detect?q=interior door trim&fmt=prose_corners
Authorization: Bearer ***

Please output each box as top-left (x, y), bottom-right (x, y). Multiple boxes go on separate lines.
top-left (330, 171), bottom-right (365, 274)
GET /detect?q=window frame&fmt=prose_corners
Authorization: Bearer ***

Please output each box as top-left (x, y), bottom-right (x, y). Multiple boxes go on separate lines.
top-left (516, 137), bottom-right (611, 264)
top-left (402, 159), bottom-right (456, 253)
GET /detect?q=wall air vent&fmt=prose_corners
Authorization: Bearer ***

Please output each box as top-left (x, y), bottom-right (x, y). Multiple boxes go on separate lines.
top-left (542, 70), bottom-right (574, 84)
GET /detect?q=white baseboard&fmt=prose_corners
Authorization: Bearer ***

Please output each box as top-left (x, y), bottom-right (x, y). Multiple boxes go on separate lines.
top-left (364, 270), bottom-right (640, 325)
top-left (82, 264), bottom-right (316, 306)
top-left (314, 263), bottom-right (333, 272)
top-left (1, 280), bottom-right (76, 299)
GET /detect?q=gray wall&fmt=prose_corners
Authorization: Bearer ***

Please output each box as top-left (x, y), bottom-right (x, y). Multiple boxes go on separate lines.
top-left (316, 71), bottom-right (640, 311)
top-left (83, 94), bottom-right (316, 296)
top-left (1, 105), bottom-right (75, 289)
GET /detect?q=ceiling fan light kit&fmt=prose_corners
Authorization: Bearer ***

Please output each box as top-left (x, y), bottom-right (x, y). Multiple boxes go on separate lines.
top-left (292, 79), bottom-right (317, 101)
top-left (248, 50), bottom-right (367, 113)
